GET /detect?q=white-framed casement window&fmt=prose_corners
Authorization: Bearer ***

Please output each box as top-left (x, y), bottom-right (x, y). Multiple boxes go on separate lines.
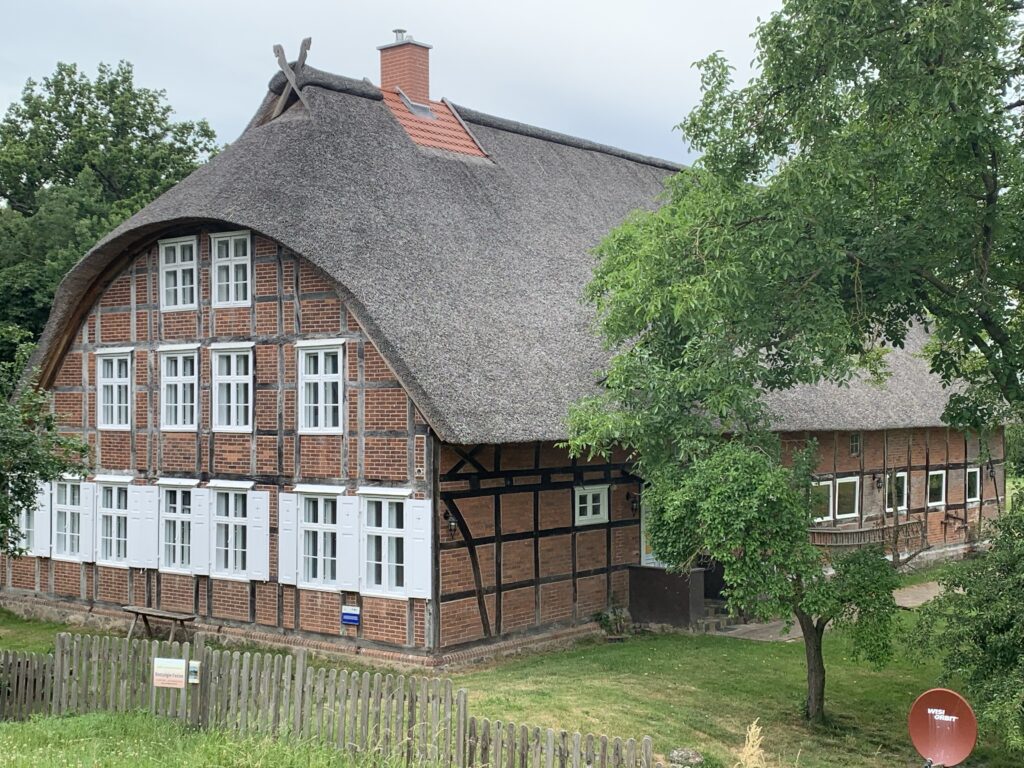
top-left (97, 483), bottom-right (129, 565)
top-left (849, 432), bottom-right (862, 457)
top-left (296, 340), bottom-right (345, 434)
top-left (208, 481), bottom-right (268, 581)
top-left (97, 350), bottom-right (132, 430)
top-left (159, 236), bottom-right (198, 311)
top-left (966, 467), bottom-right (981, 504)
top-left (160, 345), bottom-right (198, 431)
top-left (363, 496), bottom-right (407, 596)
top-left (574, 485), bottom-right (609, 526)
top-left (54, 480), bottom-right (89, 560)
top-left (811, 480), bottom-right (833, 523)
top-left (211, 230), bottom-right (251, 307)
top-left (886, 471), bottom-right (909, 513)
top-left (300, 495), bottom-right (339, 586)
top-left (835, 476), bottom-right (860, 519)
top-left (162, 487), bottom-right (193, 570)
top-left (927, 470), bottom-right (946, 507)
top-left (211, 344), bottom-right (253, 432)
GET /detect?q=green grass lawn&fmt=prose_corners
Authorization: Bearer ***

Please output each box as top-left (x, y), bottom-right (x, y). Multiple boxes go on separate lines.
top-left (0, 711), bottom-right (358, 767)
top-left (0, 608), bottom-right (1012, 767)
top-left (0, 608), bottom-right (82, 653)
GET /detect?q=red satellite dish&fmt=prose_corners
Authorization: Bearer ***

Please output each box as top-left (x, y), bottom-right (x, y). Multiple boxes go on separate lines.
top-left (908, 688), bottom-right (978, 767)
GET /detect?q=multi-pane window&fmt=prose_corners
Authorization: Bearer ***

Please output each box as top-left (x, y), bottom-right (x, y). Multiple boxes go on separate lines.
top-left (928, 470), bottom-right (946, 506)
top-left (574, 485), bottom-right (609, 525)
top-left (159, 237), bottom-right (197, 310)
top-left (298, 345), bottom-right (343, 433)
top-left (966, 467), bottom-right (981, 503)
top-left (301, 496), bottom-right (338, 585)
top-left (886, 471), bottom-right (908, 512)
top-left (161, 351), bottom-right (197, 430)
top-left (163, 488), bottom-right (192, 570)
top-left (97, 353), bottom-right (131, 429)
top-left (20, 505), bottom-right (35, 551)
top-left (849, 433), bottom-right (862, 457)
top-left (54, 481), bottom-right (82, 558)
top-left (98, 485), bottom-right (128, 564)
top-left (212, 348), bottom-right (252, 431)
top-left (811, 481), bottom-right (833, 522)
top-left (364, 498), bottom-right (405, 594)
top-left (835, 477), bottom-right (859, 519)
top-left (211, 231), bottom-right (251, 307)
top-left (214, 491), bottom-right (248, 574)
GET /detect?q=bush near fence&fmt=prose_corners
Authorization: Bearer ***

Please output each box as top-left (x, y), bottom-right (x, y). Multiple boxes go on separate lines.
top-left (0, 633), bottom-right (661, 768)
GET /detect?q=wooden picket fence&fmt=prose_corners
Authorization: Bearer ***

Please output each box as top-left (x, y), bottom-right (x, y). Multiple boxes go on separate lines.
top-left (0, 633), bottom-right (662, 768)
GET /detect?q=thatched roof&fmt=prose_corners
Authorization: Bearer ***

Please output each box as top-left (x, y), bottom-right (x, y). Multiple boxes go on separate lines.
top-left (33, 66), bottom-right (951, 444)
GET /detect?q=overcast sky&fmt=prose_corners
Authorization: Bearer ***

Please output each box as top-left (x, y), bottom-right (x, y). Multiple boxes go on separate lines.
top-left (2, 1), bottom-right (783, 163)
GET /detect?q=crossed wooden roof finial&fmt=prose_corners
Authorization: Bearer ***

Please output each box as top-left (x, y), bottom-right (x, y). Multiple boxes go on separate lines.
top-left (271, 37), bottom-right (312, 119)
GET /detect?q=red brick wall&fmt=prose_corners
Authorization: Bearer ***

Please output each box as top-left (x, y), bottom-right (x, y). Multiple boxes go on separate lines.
top-left (438, 442), bottom-right (640, 648)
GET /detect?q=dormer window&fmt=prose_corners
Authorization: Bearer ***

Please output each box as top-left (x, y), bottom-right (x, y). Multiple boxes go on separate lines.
top-left (211, 231), bottom-right (251, 307)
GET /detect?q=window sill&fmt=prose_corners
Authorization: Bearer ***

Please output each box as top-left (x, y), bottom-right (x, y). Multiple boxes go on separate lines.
top-left (161, 426), bottom-right (199, 433)
top-left (210, 571), bottom-right (257, 583)
top-left (574, 517), bottom-right (609, 527)
top-left (298, 582), bottom-right (344, 594)
top-left (927, 502), bottom-right (946, 508)
top-left (96, 561), bottom-right (129, 570)
top-left (211, 302), bottom-right (252, 310)
top-left (160, 305), bottom-right (199, 314)
top-left (158, 567), bottom-right (195, 577)
top-left (297, 429), bottom-right (346, 437)
top-left (211, 427), bottom-right (254, 435)
top-left (359, 590), bottom-right (410, 602)
top-left (51, 555), bottom-right (86, 564)
top-left (97, 425), bottom-right (132, 432)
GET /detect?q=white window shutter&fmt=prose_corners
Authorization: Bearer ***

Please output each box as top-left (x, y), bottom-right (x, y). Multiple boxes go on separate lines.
top-left (405, 498), bottom-right (433, 599)
top-left (189, 487), bottom-right (211, 575)
top-left (278, 492), bottom-right (298, 585)
top-left (248, 489), bottom-right (270, 581)
top-left (128, 485), bottom-right (159, 569)
top-left (338, 495), bottom-right (359, 590)
top-left (32, 481), bottom-right (52, 557)
top-left (79, 482), bottom-right (96, 562)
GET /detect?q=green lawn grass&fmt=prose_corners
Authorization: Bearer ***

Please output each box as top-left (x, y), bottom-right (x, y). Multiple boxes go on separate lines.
top-left (0, 711), bottom-right (358, 767)
top-left (0, 608), bottom-right (82, 653)
top-left (0, 608), bottom-right (1012, 766)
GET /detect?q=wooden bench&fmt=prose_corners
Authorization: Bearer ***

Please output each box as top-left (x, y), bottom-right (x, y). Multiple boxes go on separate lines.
top-left (123, 605), bottom-right (197, 643)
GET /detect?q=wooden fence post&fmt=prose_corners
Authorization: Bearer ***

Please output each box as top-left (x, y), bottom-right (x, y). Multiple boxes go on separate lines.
top-left (291, 648), bottom-right (306, 739)
top-left (190, 632), bottom-right (207, 729)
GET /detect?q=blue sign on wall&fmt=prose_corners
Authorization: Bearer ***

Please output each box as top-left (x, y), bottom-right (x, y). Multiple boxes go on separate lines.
top-left (342, 604), bottom-right (361, 626)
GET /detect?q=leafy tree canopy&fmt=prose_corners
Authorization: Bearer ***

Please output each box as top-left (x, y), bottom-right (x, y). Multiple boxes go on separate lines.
top-left (0, 341), bottom-right (88, 556)
top-left (0, 61), bottom-right (217, 360)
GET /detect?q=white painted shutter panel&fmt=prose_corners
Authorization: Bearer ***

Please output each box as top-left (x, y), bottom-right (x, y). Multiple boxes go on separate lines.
top-left (338, 495), bottom-right (359, 591)
top-left (248, 490), bottom-right (270, 582)
top-left (31, 481), bottom-right (52, 557)
top-left (405, 498), bottom-right (433, 599)
top-left (128, 485), bottom-right (159, 569)
top-left (189, 488), bottom-right (211, 575)
top-left (278, 493), bottom-right (298, 585)
top-left (78, 482), bottom-right (96, 562)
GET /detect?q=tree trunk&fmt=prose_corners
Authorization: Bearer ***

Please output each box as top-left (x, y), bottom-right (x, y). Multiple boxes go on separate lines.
top-left (795, 609), bottom-right (827, 723)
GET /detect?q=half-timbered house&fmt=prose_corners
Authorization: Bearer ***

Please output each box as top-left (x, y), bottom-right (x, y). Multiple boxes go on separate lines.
top-left (2, 33), bottom-right (1004, 663)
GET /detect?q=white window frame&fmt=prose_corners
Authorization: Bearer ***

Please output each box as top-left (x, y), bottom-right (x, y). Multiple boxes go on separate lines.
top-left (213, 489), bottom-right (249, 578)
top-left (834, 476), bottom-right (860, 520)
top-left (211, 344), bottom-right (253, 433)
top-left (54, 481), bottom-right (83, 560)
top-left (966, 467), bottom-right (981, 504)
top-left (97, 483), bottom-right (129, 567)
top-left (210, 230), bottom-right (252, 308)
top-left (161, 486), bottom-right (194, 572)
top-left (927, 470), bottom-right (947, 507)
top-left (849, 432), bottom-right (861, 457)
top-left (811, 480), bottom-right (834, 523)
top-left (158, 236), bottom-right (198, 311)
top-left (96, 350), bottom-right (132, 430)
top-left (361, 495), bottom-right (407, 598)
top-left (574, 485), bottom-right (609, 526)
top-left (21, 498), bottom-right (36, 552)
top-left (886, 471), bottom-right (909, 513)
top-left (296, 339), bottom-right (345, 434)
top-left (160, 345), bottom-right (199, 432)
top-left (299, 494), bottom-right (340, 589)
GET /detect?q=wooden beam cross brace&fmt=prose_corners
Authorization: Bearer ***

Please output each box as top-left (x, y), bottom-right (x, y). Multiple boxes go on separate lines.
top-left (271, 37), bottom-right (312, 119)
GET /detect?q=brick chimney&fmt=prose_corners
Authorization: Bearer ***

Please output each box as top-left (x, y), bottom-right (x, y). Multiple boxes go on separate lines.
top-left (378, 29), bottom-right (432, 104)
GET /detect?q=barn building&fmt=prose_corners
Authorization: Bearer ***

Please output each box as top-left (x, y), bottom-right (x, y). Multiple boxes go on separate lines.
top-left (2, 33), bottom-right (1004, 663)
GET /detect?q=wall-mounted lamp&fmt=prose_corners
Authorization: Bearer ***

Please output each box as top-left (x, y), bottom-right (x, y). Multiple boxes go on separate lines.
top-left (988, 461), bottom-right (997, 480)
top-left (625, 491), bottom-right (641, 517)
top-left (872, 473), bottom-right (884, 490)
top-left (442, 510), bottom-right (458, 540)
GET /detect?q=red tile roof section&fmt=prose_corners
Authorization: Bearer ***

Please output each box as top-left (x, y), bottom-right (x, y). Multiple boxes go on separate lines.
top-left (382, 90), bottom-right (487, 158)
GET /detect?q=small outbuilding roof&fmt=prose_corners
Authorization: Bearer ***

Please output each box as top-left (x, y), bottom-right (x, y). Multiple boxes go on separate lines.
top-left (33, 64), bottom-right (951, 444)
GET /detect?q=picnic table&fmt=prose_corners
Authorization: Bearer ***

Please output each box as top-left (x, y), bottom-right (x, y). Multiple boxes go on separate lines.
top-left (123, 605), bottom-right (197, 643)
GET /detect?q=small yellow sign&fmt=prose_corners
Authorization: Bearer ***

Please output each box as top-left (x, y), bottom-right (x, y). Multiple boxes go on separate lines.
top-left (152, 657), bottom-right (187, 689)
